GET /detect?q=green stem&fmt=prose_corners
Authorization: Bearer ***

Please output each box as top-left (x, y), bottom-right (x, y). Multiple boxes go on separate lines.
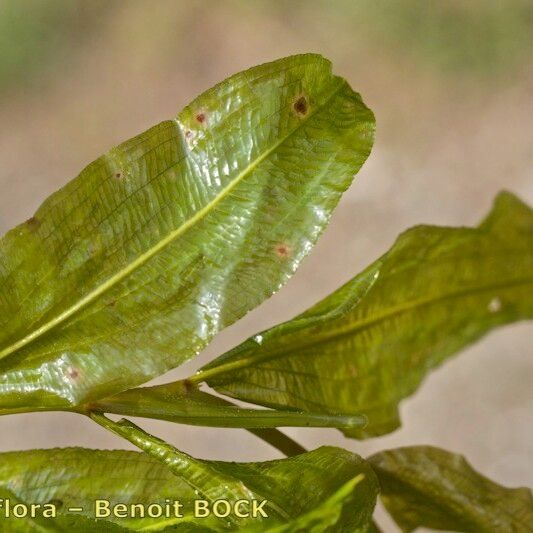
top-left (92, 382), bottom-right (364, 430)
top-left (188, 363), bottom-right (241, 384)
top-left (92, 408), bottom-right (306, 458)
top-left (247, 428), bottom-right (306, 457)
top-left (91, 381), bottom-right (308, 457)
top-left (0, 385), bottom-right (309, 457)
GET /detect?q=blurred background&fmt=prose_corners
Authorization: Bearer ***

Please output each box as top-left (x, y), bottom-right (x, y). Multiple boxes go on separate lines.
top-left (0, 1), bottom-right (532, 529)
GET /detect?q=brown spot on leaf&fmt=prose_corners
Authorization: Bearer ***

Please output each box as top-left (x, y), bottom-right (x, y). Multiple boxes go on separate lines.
top-left (275, 243), bottom-right (291, 259)
top-left (293, 95), bottom-right (309, 116)
top-left (67, 367), bottom-right (79, 380)
top-left (182, 379), bottom-right (195, 393)
top-left (26, 216), bottom-right (40, 229)
top-left (115, 170), bottom-right (123, 179)
top-left (108, 300), bottom-right (116, 307)
top-left (195, 112), bottom-right (206, 124)
top-left (184, 129), bottom-right (196, 146)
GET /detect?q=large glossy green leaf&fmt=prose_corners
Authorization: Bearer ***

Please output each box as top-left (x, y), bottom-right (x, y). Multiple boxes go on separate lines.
top-left (198, 192), bottom-right (533, 438)
top-left (369, 446), bottom-right (533, 532)
top-left (0, 54), bottom-right (374, 412)
top-left (0, 437), bottom-right (378, 531)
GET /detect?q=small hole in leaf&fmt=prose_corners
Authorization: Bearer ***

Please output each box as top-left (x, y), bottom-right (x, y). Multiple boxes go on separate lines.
top-left (115, 171), bottom-right (123, 179)
top-left (67, 367), bottom-right (79, 380)
top-left (293, 95), bottom-right (309, 116)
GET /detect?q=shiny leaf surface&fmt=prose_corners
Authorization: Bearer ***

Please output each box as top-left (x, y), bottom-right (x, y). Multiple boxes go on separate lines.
top-left (200, 192), bottom-right (533, 437)
top-left (0, 53), bottom-right (374, 411)
top-left (263, 476), bottom-right (367, 533)
top-left (369, 446), bottom-right (533, 532)
top-left (92, 414), bottom-right (379, 531)
top-left (0, 437), bottom-right (378, 531)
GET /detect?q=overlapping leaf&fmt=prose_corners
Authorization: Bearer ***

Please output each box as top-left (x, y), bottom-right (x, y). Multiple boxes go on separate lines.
top-left (369, 446), bottom-right (533, 532)
top-left (0, 54), bottom-right (374, 412)
top-left (263, 476), bottom-right (368, 533)
top-left (93, 380), bottom-right (367, 430)
top-left (0, 434), bottom-right (378, 531)
top-left (94, 414), bottom-right (379, 531)
top-left (199, 192), bottom-right (533, 437)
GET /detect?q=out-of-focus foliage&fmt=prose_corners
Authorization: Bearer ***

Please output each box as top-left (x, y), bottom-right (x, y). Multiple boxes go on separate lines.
top-left (350, 0), bottom-right (533, 76)
top-left (0, 0), bottom-right (107, 91)
top-left (1, 0), bottom-right (531, 94)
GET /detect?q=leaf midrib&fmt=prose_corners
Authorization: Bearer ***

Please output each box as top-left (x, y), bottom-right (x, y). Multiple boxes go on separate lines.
top-left (200, 274), bottom-right (533, 381)
top-left (0, 77), bottom-right (345, 362)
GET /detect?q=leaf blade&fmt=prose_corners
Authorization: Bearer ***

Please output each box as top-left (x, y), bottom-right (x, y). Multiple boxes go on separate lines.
top-left (0, 54), bottom-right (374, 410)
top-left (201, 192), bottom-right (533, 437)
top-left (0, 488), bottom-right (126, 532)
top-left (0, 440), bottom-right (378, 531)
top-left (368, 446), bottom-right (533, 532)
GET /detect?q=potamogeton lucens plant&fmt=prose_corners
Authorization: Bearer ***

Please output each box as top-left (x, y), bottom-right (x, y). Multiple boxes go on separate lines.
top-left (0, 54), bottom-right (531, 532)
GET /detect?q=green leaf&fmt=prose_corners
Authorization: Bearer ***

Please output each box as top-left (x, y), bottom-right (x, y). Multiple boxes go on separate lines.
top-left (92, 380), bottom-right (367, 430)
top-left (92, 413), bottom-right (379, 531)
top-left (262, 476), bottom-right (367, 533)
top-left (0, 438), bottom-right (378, 531)
top-left (198, 191), bottom-right (533, 438)
top-left (0, 53), bottom-right (374, 412)
top-left (368, 446), bottom-right (533, 532)
top-left (92, 380), bottom-right (364, 457)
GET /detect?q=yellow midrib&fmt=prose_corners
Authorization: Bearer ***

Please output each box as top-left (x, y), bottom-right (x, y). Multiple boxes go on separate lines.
top-left (0, 77), bottom-right (345, 361)
top-left (196, 274), bottom-right (533, 381)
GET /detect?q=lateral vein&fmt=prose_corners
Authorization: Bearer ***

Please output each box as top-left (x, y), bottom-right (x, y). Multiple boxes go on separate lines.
top-left (0, 78), bottom-right (345, 361)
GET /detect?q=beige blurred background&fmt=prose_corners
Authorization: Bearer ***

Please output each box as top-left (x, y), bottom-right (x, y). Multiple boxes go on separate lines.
top-left (0, 1), bottom-right (532, 529)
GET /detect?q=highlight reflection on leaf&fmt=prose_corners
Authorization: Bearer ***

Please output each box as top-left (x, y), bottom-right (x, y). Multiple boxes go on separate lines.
top-left (0, 54), bottom-right (374, 411)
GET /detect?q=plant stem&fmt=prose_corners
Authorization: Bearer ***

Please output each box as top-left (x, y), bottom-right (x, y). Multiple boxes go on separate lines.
top-left (90, 411), bottom-right (306, 460)
top-left (247, 428), bottom-right (307, 457)
top-left (90, 381), bottom-right (308, 457)
top-left (188, 361), bottom-right (245, 384)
